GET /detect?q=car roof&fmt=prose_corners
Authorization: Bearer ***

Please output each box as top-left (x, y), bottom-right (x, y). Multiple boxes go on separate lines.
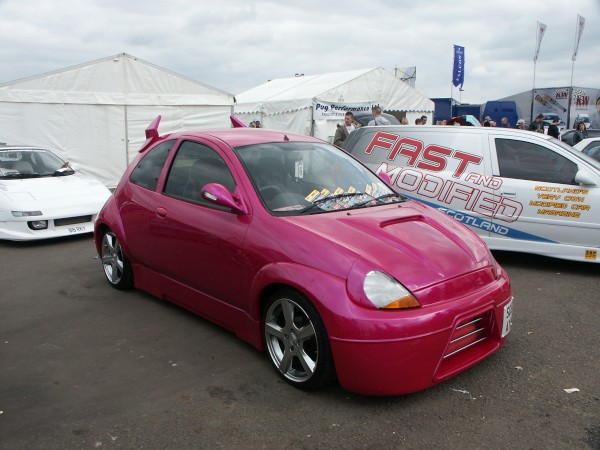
top-left (150, 128), bottom-right (323, 151)
top-left (348, 124), bottom-right (554, 138)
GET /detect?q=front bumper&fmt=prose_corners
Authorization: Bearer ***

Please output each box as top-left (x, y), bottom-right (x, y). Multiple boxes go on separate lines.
top-left (325, 268), bottom-right (512, 396)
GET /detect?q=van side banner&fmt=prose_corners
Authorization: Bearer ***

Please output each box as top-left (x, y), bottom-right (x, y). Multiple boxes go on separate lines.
top-left (313, 102), bottom-right (381, 120)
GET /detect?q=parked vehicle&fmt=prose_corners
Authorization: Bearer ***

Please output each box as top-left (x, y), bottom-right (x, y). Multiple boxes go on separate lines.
top-left (560, 128), bottom-right (600, 146)
top-left (94, 116), bottom-right (513, 396)
top-left (0, 145), bottom-right (111, 240)
top-left (343, 125), bottom-right (600, 264)
top-left (352, 111), bottom-right (400, 127)
top-left (573, 137), bottom-right (600, 162)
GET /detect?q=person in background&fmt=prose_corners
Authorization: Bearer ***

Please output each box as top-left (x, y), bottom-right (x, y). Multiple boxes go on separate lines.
top-left (547, 118), bottom-right (560, 139)
top-left (489, 120), bottom-right (497, 127)
top-left (572, 121), bottom-right (588, 145)
top-left (401, 117), bottom-right (409, 125)
top-left (368, 106), bottom-right (390, 126)
top-left (501, 117), bottom-right (510, 128)
top-left (421, 115), bottom-right (428, 125)
top-left (515, 119), bottom-right (526, 129)
top-left (528, 114), bottom-right (545, 133)
top-left (482, 116), bottom-right (492, 127)
top-left (333, 111), bottom-right (357, 147)
top-left (415, 118), bottom-right (422, 125)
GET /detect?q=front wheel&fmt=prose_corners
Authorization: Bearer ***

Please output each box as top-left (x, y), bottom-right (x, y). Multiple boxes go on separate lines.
top-left (101, 231), bottom-right (133, 290)
top-left (263, 289), bottom-right (335, 390)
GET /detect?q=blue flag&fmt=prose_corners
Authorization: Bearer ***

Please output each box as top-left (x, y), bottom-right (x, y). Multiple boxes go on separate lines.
top-left (452, 45), bottom-right (465, 88)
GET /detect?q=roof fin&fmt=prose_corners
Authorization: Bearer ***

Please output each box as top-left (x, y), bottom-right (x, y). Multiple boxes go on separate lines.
top-left (139, 115), bottom-right (161, 152)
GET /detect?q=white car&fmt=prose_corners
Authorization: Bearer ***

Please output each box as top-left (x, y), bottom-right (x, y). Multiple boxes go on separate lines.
top-left (574, 137), bottom-right (600, 162)
top-left (0, 145), bottom-right (112, 240)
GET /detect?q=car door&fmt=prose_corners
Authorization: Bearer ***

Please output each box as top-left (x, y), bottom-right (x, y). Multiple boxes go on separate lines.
top-left (489, 134), bottom-right (600, 259)
top-left (145, 139), bottom-right (252, 307)
top-left (121, 139), bottom-right (177, 263)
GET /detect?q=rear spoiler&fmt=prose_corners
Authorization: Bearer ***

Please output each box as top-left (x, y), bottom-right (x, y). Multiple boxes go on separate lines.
top-left (230, 115), bottom-right (247, 128)
top-left (139, 115), bottom-right (162, 153)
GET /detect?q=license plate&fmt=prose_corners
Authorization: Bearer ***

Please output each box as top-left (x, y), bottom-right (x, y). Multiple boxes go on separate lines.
top-left (68, 225), bottom-right (87, 234)
top-left (501, 298), bottom-right (513, 338)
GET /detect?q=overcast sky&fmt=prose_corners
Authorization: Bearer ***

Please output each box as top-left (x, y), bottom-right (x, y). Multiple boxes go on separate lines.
top-left (1, 0), bottom-right (598, 104)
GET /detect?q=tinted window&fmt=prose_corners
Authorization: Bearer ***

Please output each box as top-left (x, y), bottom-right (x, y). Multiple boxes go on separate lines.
top-left (164, 140), bottom-right (236, 209)
top-left (495, 138), bottom-right (578, 185)
top-left (130, 140), bottom-right (175, 190)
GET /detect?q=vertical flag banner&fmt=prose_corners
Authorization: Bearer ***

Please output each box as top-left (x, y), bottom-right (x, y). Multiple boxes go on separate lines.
top-left (452, 45), bottom-right (465, 88)
top-left (533, 22), bottom-right (547, 62)
top-left (572, 15), bottom-right (585, 61)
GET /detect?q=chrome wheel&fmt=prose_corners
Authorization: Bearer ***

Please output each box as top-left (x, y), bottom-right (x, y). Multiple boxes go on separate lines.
top-left (263, 290), bottom-right (334, 389)
top-left (101, 231), bottom-right (133, 289)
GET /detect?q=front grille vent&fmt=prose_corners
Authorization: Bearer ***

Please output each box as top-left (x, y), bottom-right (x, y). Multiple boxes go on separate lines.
top-left (444, 314), bottom-right (489, 359)
top-left (54, 215), bottom-right (92, 227)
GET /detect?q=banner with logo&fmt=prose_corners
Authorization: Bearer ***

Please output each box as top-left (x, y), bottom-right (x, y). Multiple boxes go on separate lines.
top-left (572, 15), bottom-right (586, 61)
top-left (452, 45), bottom-right (465, 88)
top-left (531, 88), bottom-right (570, 125)
top-left (533, 22), bottom-right (547, 63)
top-left (570, 87), bottom-right (600, 129)
top-left (313, 101), bottom-right (381, 120)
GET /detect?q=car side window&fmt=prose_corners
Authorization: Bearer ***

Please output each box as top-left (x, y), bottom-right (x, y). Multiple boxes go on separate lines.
top-left (495, 138), bottom-right (578, 185)
top-left (164, 140), bottom-right (236, 209)
top-left (130, 140), bottom-right (175, 190)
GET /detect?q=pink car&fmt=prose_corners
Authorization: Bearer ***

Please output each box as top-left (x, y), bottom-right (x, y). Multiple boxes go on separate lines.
top-left (94, 116), bottom-right (513, 396)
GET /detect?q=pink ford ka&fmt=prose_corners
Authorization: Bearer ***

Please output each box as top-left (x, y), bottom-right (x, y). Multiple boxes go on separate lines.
top-left (94, 116), bottom-right (513, 396)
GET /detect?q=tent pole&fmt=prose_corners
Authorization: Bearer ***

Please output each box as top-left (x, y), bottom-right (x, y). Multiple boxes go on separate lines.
top-left (123, 105), bottom-right (129, 168)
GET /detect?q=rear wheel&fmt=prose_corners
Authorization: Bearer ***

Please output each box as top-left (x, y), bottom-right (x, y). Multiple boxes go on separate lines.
top-left (263, 289), bottom-right (335, 390)
top-left (101, 231), bottom-right (133, 289)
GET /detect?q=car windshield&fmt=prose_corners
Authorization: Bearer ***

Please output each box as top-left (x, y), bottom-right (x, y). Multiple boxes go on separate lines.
top-left (234, 141), bottom-right (404, 215)
top-left (0, 149), bottom-right (72, 179)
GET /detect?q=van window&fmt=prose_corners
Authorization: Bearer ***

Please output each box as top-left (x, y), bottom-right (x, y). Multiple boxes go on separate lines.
top-left (495, 138), bottom-right (578, 185)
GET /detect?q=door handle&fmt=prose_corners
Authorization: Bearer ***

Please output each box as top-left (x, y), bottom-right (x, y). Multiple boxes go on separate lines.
top-left (500, 191), bottom-right (517, 197)
top-left (156, 207), bottom-right (167, 218)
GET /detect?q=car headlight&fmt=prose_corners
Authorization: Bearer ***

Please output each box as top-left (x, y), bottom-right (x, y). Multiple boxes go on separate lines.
top-left (363, 271), bottom-right (421, 309)
top-left (12, 210), bottom-right (43, 217)
top-left (486, 246), bottom-right (499, 279)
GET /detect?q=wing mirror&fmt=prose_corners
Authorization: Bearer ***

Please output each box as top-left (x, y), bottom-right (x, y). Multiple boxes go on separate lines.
top-left (201, 183), bottom-right (248, 214)
top-left (574, 170), bottom-right (597, 187)
top-left (377, 170), bottom-right (392, 185)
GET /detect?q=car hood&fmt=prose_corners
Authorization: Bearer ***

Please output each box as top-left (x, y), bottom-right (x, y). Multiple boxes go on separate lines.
top-left (283, 200), bottom-right (490, 292)
top-left (0, 174), bottom-right (111, 210)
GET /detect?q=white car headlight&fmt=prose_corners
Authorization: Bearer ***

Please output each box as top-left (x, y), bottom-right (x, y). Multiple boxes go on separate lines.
top-left (12, 210), bottom-right (43, 217)
top-left (363, 271), bottom-right (420, 309)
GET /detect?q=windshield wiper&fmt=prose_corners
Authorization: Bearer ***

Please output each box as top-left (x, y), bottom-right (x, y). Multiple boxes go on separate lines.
top-left (53, 168), bottom-right (75, 176)
top-left (0, 172), bottom-right (40, 179)
top-left (300, 192), bottom-right (369, 214)
top-left (373, 193), bottom-right (406, 204)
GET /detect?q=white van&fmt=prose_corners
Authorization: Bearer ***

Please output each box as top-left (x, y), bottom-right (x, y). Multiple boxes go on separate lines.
top-left (343, 126), bottom-right (600, 263)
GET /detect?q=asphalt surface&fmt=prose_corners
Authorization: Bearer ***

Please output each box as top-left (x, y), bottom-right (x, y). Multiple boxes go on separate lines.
top-left (1, 234), bottom-right (599, 449)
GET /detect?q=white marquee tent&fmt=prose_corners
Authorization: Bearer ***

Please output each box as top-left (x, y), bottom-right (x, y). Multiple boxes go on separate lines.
top-left (0, 53), bottom-right (235, 187)
top-left (234, 67), bottom-right (434, 142)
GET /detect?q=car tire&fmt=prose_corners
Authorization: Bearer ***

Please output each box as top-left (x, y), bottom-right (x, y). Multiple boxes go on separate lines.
top-left (100, 231), bottom-right (133, 290)
top-left (263, 288), bottom-right (335, 390)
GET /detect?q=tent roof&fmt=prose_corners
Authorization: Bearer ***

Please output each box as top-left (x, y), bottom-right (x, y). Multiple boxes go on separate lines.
top-left (235, 67), bottom-right (434, 115)
top-left (0, 53), bottom-right (234, 106)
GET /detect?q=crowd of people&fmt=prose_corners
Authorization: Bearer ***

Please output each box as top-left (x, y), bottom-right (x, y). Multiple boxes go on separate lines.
top-left (249, 106), bottom-right (590, 149)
